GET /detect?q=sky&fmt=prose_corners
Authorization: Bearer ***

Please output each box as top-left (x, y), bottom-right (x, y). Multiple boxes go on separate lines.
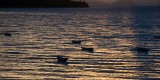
top-left (83, 0), bottom-right (160, 7)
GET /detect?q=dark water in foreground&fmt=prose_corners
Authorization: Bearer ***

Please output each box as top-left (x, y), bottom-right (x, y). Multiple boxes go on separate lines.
top-left (0, 8), bottom-right (160, 79)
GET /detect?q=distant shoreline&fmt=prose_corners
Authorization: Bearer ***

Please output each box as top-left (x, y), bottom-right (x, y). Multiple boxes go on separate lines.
top-left (0, 0), bottom-right (89, 8)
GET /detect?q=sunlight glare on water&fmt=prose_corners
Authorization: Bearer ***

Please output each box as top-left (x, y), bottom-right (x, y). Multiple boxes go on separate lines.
top-left (0, 8), bottom-right (160, 79)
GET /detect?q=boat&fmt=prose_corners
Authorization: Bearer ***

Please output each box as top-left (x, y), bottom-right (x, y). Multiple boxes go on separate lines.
top-left (4, 33), bottom-right (11, 36)
top-left (136, 47), bottom-right (149, 52)
top-left (72, 40), bottom-right (82, 44)
top-left (81, 47), bottom-right (94, 53)
top-left (56, 56), bottom-right (68, 63)
top-left (154, 35), bottom-right (160, 39)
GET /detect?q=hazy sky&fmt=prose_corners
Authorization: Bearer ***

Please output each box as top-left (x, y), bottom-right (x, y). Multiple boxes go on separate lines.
top-left (84, 0), bottom-right (160, 6)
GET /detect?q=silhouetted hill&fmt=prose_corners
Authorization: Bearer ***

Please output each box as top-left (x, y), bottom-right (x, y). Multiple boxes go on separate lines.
top-left (0, 0), bottom-right (89, 8)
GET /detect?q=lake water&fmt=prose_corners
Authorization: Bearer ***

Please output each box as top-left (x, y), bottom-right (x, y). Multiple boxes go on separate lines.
top-left (0, 7), bottom-right (160, 79)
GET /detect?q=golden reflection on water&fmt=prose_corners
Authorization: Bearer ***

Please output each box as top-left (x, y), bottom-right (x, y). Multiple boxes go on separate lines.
top-left (0, 8), bottom-right (160, 79)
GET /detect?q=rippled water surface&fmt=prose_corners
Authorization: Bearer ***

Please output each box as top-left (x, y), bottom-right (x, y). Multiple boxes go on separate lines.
top-left (0, 8), bottom-right (160, 79)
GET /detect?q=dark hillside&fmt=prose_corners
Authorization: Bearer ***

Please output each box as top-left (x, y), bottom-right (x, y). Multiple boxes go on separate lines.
top-left (0, 0), bottom-right (89, 8)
